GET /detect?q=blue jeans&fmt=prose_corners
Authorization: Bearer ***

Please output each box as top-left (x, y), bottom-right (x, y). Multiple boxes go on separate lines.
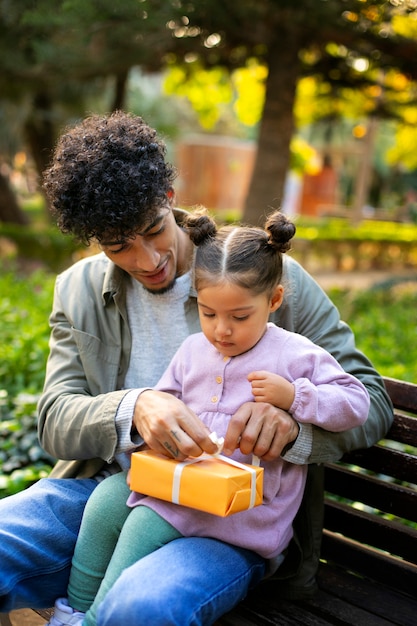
top-left (97, 537), bottom-right (266, 626)
top-left (0, 477), bottom-right (97, 612)
top-left (0, 477), bottom-right (266, 624)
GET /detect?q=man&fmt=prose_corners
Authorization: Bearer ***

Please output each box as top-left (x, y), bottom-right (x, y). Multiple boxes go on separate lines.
top-left (0, 111), bottom-right (393, 626)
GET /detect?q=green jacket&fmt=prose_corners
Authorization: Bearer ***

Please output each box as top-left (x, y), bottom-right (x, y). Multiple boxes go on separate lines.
top-left (37, 237), bottom-right (393, 596)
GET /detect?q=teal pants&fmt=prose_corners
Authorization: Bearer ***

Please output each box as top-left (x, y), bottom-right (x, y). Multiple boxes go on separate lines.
top-left (67, 472), bottom-right (182, 626)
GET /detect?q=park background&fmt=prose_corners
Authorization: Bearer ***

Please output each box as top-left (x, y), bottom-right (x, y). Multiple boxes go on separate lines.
top-left (0, 1), bottom-right (416, 499)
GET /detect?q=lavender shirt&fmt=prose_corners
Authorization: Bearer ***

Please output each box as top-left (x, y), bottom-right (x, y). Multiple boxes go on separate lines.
top-left (128, 323), bottom-right (369, 560)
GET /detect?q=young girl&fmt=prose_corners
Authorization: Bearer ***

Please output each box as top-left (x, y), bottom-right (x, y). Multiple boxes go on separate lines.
top-left (47, 211), bottom-right (369, 626)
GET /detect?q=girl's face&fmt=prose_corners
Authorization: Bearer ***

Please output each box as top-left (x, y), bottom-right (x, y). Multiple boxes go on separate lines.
top-left (197, 281), bottom-right (283, 358)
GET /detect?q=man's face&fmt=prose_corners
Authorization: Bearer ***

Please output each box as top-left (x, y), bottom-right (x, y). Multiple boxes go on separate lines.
top-left (100, 207), bottom-right (192, 293)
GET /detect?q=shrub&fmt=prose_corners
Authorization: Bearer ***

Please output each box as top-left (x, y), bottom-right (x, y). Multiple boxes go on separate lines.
top-left (327, 277), bottom-right (417, 382)
top-left (0, 392), bottom-right (54, 496)
top-left (0, 267), bottom-right (55, 397)
top-left (0, 266), bottom-right (56, 496)
top-left (0, 223), bottom-right (82, 273)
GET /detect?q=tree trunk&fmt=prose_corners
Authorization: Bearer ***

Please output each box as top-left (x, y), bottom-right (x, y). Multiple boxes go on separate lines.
top-left (243, 39), bottom-right (301, 226)
top-left (24, 91), bottom-right (56, 221)
top-left (351, 116), bottom-right (377, 224)
top-left (0, 168), bottom-right (29, 225)
top-left (111, 70), bottom-right (129, 112)
top-left (24, 91), bottom-right (56, 179)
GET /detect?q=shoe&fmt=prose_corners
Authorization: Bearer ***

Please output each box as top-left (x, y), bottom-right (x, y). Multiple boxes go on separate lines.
top-left (45, 598), bottom-right (86, 625)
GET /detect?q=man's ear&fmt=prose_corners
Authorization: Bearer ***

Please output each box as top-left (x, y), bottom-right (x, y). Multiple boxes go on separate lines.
top-left (270, 285), bottom-right (284, 312)
top-left (167, 187), bottom-right (175, 205)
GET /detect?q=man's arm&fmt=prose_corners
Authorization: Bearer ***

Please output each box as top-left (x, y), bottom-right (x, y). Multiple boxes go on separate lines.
top-left (276, 257), bottom-right (393, 463)
top-left (37, 260), bottom-right (127, 463)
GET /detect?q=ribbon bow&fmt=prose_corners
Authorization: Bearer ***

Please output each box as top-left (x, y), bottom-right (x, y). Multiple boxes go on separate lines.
top-left (171, 432), bottom-right (261, 510)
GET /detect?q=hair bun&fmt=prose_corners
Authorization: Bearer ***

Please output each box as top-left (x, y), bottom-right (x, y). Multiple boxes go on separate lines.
top-left (184, 207), bottom-right (217, 245)
top-left (265, 211), bottom-right (296, 253)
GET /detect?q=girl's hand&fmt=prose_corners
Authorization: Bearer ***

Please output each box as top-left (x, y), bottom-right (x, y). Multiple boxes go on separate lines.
top-left (248, 370), bottom-right (295, 411)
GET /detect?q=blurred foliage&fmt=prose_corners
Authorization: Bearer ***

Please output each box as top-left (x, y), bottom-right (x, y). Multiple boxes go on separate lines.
top-left (0, 268), bottom-right (54, 399)
top-left (290, 218), bottom-right (417, 275)
top-left (0, 392), bottom-right (54, 496)
top-left (294, 217), bottom-right (417, 243)
top-left (0, 223), bottom-right (83, 272)
top-left (164, 63), bottom-right (233, 130)
top-left (0, 267), bottom-right (56, 497)
top-left (0, 194), bottom-right (86, 272)
top-left (163, 2), bottom-right (417, 129)
top-left (386, 122), bottom-right (417, 171)
top-left (328, 279), bottom-right (417, 382)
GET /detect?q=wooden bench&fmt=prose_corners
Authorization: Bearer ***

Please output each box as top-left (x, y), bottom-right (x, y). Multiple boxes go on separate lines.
top-left (2, 376), bottom-right (416, 626)
top-left (218, 376), bottom-right (417, 625)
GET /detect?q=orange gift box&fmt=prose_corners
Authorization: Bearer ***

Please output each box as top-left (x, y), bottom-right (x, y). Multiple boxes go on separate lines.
top-left (130, 450), bottom-right (263, 517)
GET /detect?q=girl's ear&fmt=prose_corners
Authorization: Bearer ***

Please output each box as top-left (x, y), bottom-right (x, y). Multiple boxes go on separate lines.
top-left (270, 285), bottom-right (284, 312)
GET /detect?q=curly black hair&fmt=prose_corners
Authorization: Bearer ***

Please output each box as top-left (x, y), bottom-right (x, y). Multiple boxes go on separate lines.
top-left (43, 111), bottom-right (177, 244)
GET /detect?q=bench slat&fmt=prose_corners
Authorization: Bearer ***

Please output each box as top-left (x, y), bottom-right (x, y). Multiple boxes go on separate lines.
top-left (383, 377), bottom-right (417, 413)
top-left (304, 590), bottom-right (395, 626)
top-left (324, 498), bottom-right (417, 563)
top-left (219, 558), bottom-right (416, 626)
top-left (219, 590), bottom-right (375, 626)
top-left (317, 562), bottom-right (417, 626)
top-left (387, 412), bottom-right (417, 446)
top-left (342, 444), bottom-right (417, 483)
top-left (324, 463), bottom-right (417, 522)
top-left (220, 566), bottom-right (407, 626)
top-left (321, 530), bottom-right (417, 597)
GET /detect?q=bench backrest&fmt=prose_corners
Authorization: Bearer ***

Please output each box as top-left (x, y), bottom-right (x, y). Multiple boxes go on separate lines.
top-left (322, 376), bottom-right (417, 598)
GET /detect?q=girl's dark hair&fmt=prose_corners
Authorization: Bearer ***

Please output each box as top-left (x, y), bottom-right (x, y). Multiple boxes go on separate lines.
top-left (43, 111), bottom-right (177, 244)
top-left (184, 209), bottom-right (296, 295)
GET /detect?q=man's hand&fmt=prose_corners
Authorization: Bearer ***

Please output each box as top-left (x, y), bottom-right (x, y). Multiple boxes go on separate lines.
top-left (223, 401), bottom-right (299, 461)
top-left (133, 390), bottom-right (218, 460)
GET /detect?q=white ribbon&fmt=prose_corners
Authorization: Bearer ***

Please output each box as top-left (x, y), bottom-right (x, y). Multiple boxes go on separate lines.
top-left (171, 436), bottom-right (260, 511)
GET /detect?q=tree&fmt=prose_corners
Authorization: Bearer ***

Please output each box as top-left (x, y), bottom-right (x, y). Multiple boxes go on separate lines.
top-left (0, 170), bottom-right (29, 225)
top-left (0, 0), bottom-right (180, 223)
top-left (161, 0), bottom-right (417, 224)
top-left (3, 1), bottom-right (417, 227)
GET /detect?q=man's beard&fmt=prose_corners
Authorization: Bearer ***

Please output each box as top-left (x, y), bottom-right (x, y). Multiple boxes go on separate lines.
top-left (143, 276), bottom-right (177, 295)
